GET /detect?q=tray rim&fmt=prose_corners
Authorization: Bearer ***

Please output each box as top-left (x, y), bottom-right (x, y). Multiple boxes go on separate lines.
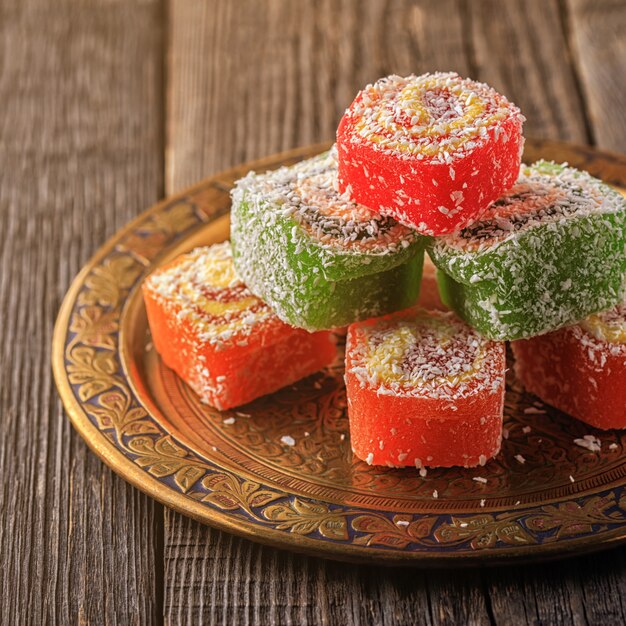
top-left (52, 139), bottom-right (626, 566)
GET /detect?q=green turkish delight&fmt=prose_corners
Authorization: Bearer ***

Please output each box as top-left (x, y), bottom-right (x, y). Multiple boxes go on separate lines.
top-left (428, 161), bottom-right (626, 340)
top-left (231, 150), bottom-right (425, 330)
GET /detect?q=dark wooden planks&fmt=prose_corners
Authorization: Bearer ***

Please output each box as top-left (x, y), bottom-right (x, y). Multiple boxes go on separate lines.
top-left (484, 552), bottom-right (626, 626)
top-left (566, 0), bottom-right (626, 152)
top-left (165, 517), bottom-right (494, 626)
top-left (165, 0), bottom-right (470, 193)
top-left (465, 0), bottom-right (589, 143)
top-left (0, 2), bottom-right (164, 624)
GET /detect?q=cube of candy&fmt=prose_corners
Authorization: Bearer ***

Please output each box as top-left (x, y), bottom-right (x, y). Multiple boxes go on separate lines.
top-left (336, 72), bottom-right (524, 235)
top-left (231, 150), bottom-right (425, 331)
top-left (512, 302), bottom-right (626, 430)
top-left (429, 161), bottom-right (626, 340)
top-left (345, 307), bottom-right (505, 468)
top-left (142, 243), bottom-right (337, 410)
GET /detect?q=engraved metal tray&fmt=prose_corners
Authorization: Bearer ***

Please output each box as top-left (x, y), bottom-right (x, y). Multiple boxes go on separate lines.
top-left (53, 139), bottom-right (626, 565)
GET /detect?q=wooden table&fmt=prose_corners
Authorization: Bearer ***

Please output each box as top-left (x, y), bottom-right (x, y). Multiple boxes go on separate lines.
top-left (2, 1), bottom-right (626, 624)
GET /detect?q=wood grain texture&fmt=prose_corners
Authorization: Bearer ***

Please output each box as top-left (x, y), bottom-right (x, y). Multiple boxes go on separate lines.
top-left (566, 0), bottom-right (626, 151)
top-left (164, 1), bottom-right (625, 625)
top-left (3, 0), bottom-right (626, 623)
top-left (465, 0), bottom-right (590, 143)
top-left (0, 2), bottom-right (164, 624)
top-left (166, 0), bottom-right (471, 193)
top-left (165, 516), bottom-right (496, 626)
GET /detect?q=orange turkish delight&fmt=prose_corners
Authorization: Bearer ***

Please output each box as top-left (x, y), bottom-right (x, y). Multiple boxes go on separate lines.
top-left (142, 242), bottom-right (336, 410)
top-left (345, 307), bottom-right (505, 468)
top-left (512, 302), bottom-right (626, 430)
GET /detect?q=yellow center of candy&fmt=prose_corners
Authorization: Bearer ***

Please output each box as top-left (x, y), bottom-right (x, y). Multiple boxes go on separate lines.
top-left (149, 243), bottom-right (274, 343)
top-left (179, 254), bottom-right (258, 319)
top-left (184, 288), bottom-right (260, 319)
top-left (197, 252), bottom-right (240, 289)
top-left (354, 75), bottom-right (510, 158)
top-left (363, 313), bottom-right (486, 389)
top-left (397, 80), bottom-right (486, 136)
top-left (581, 306), bottom-right (626, 345)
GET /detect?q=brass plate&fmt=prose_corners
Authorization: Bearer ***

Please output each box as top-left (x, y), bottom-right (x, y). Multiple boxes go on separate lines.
top-left (53, 139), bottom-right (626, 565)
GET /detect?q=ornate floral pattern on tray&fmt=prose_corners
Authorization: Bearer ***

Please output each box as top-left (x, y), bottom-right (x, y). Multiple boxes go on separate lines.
top-left (53, 140), bottom-right (626, 564)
